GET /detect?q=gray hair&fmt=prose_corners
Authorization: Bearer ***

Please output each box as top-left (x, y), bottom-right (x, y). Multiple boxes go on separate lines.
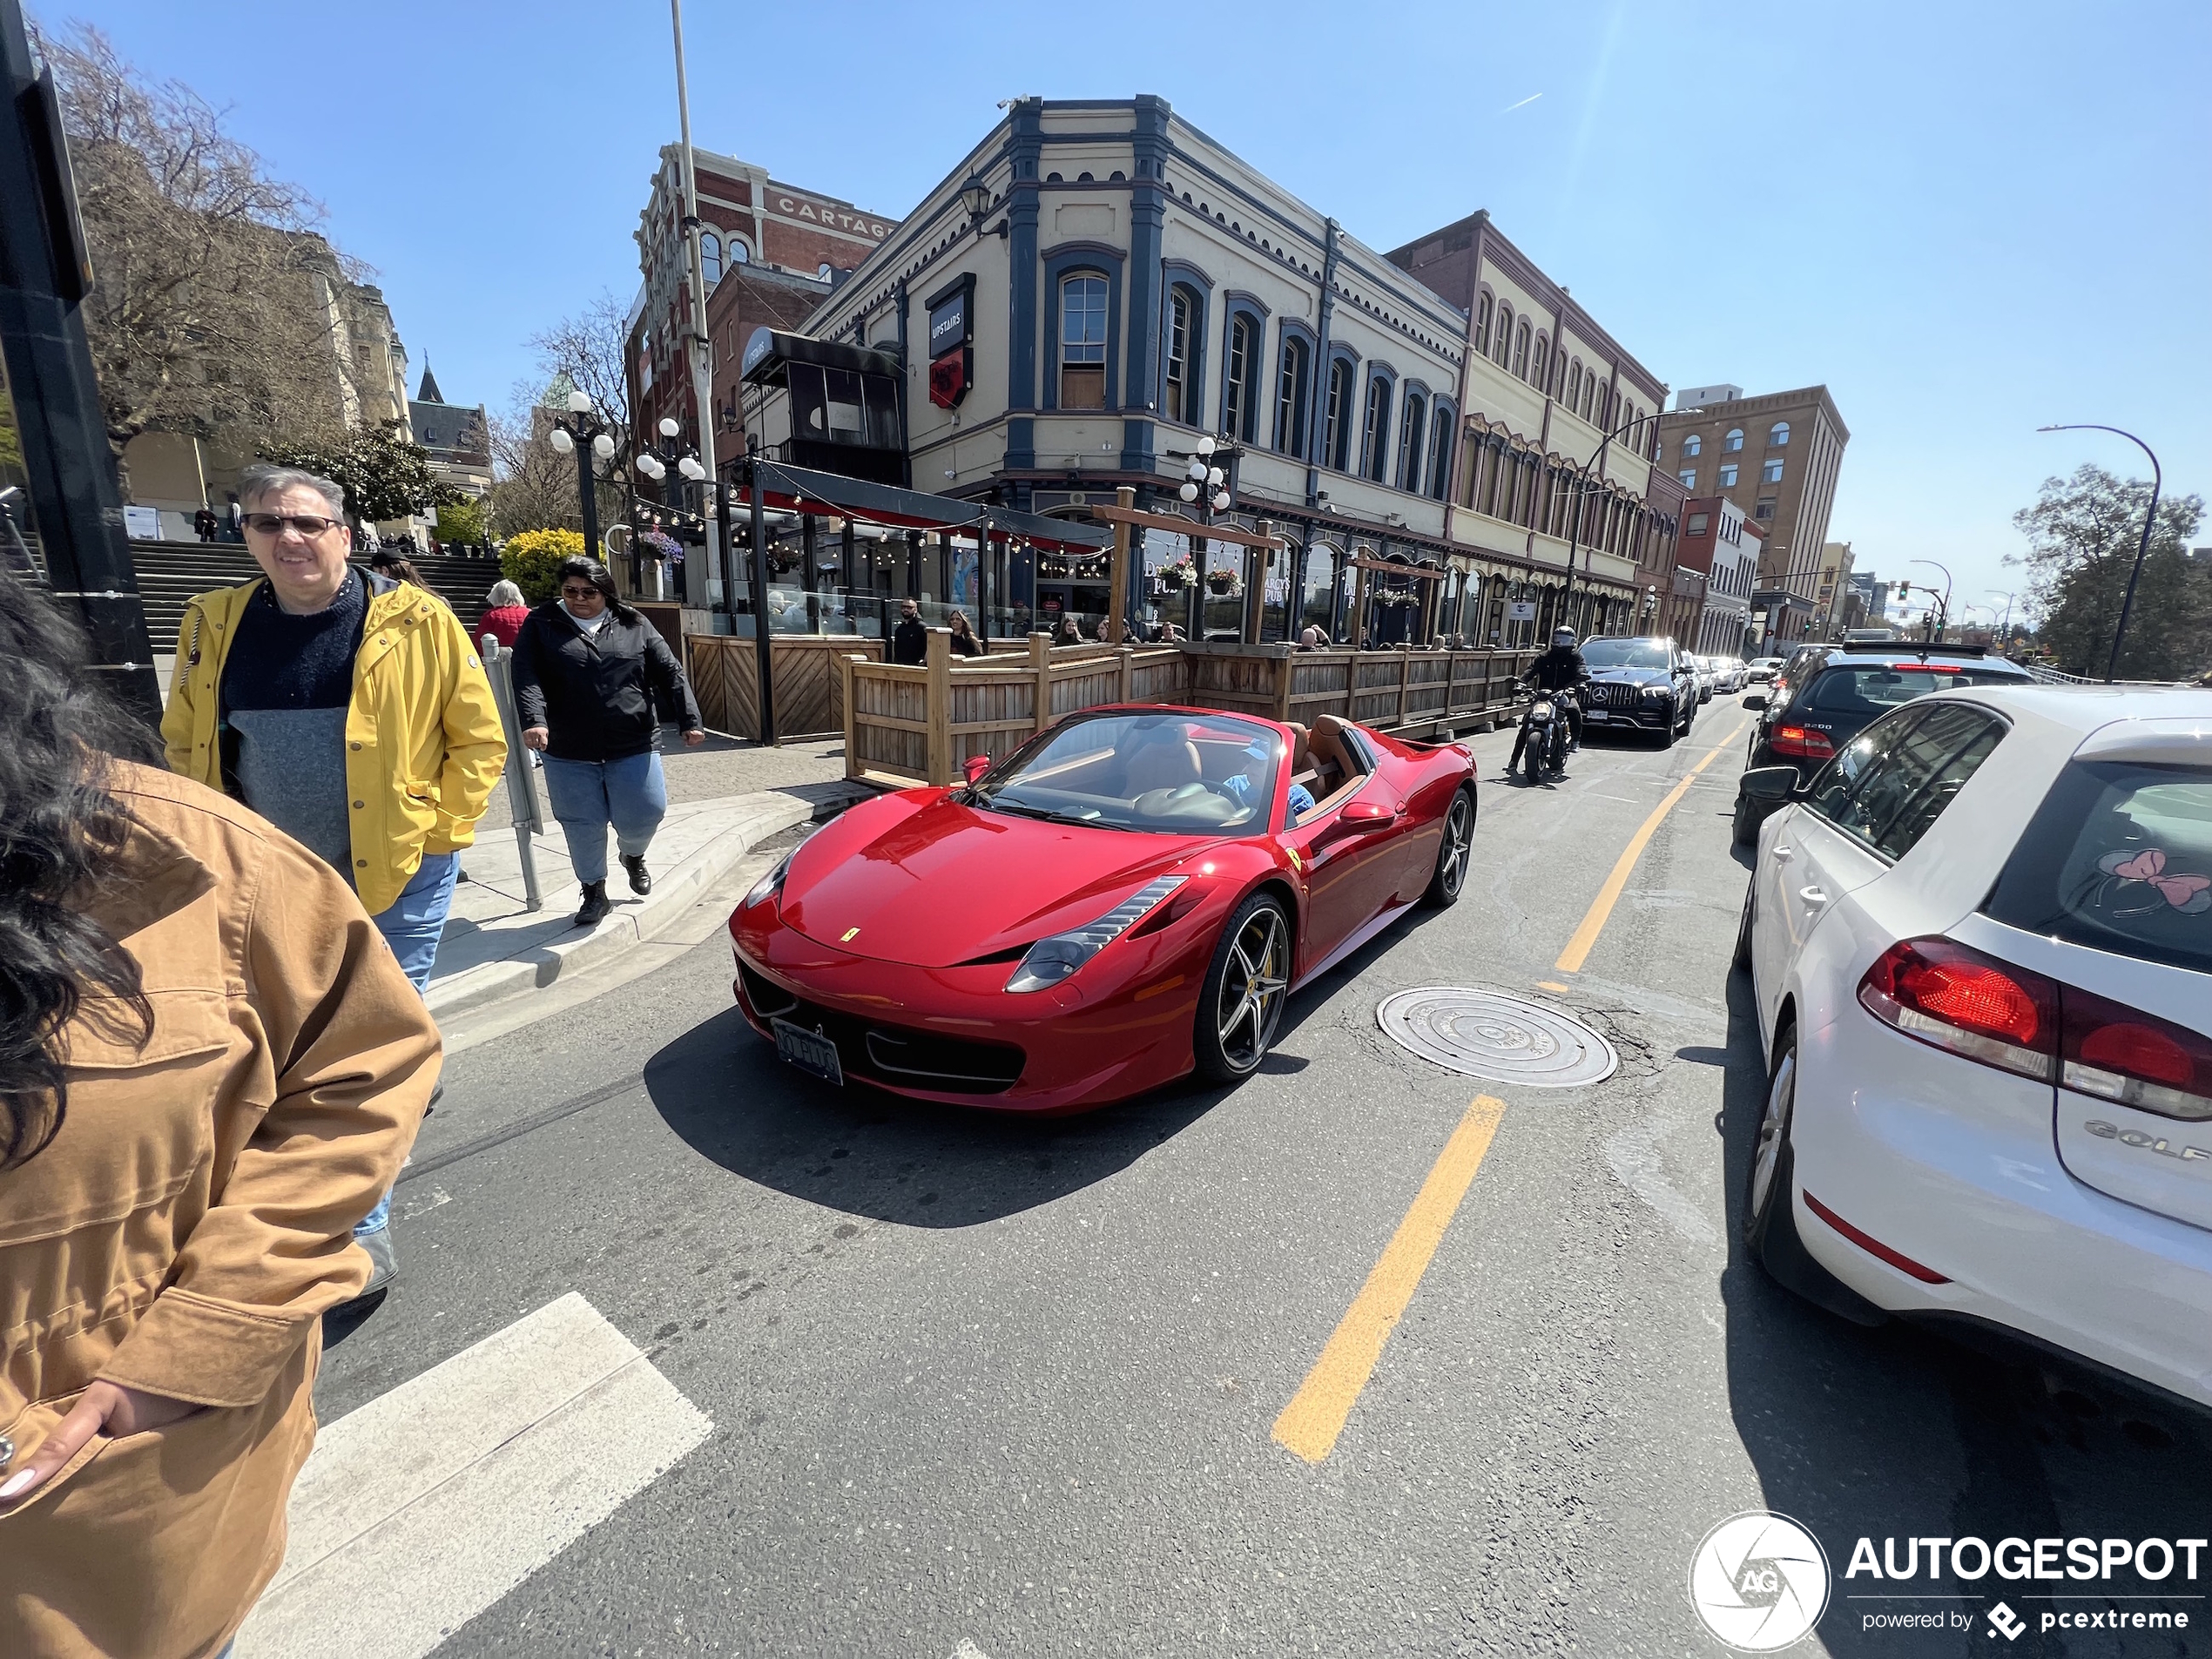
top-left (487, 579), bottom-right (524, 607)
top-left (236, 462), bottom-right (345, 518)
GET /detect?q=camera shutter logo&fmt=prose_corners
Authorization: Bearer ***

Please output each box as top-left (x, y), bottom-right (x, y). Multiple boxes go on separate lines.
top-left (1688, 1510), bottom-right (1831, 1651)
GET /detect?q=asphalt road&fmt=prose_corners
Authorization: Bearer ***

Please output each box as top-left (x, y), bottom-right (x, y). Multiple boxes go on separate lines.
top-left (312, 695), bottom-right (2211, 1659)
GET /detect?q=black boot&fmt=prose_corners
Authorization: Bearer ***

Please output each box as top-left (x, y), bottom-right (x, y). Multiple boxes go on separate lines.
top-left (622, 853), bottom-right (652, 895)
top-left (576, 881), bottom-right (611, 927)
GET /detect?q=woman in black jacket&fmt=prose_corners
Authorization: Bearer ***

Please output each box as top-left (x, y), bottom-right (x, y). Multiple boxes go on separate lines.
top-left (512, 557), bottom-right (705, 925)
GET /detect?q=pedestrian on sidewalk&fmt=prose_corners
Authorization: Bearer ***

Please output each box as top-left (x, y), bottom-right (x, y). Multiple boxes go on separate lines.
top-left (947, 608), bottom-right (984, 657)
top-left (892, 597), bottom-right (927, 664)
top-left (161, 462), bottom-right (504, 1300)
top-left (0, 560), bottom-right (439, 1659)
top-left (368, 546), bottom-right (440, 599)
top-left (511, 556), bottom-right (705, 928)
top-left (193, 505), bottom-right (219, 543)
top-left (476, 578), bottom-right (529, 649)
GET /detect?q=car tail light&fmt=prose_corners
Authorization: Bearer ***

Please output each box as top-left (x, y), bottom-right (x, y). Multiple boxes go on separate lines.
top-left (2060, 985), bottom-right (2212, 1122)
top-left (1857, 936), bottom-right (2058, 1080)
top-left (1770, 725), bottom-right (1835, 760)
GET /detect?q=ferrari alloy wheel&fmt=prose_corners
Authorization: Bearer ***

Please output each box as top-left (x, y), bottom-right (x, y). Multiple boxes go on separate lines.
top-left (1196, 894), bottom-right (1290, 1082)
top-left (1426, 786), bottom-right (1475, 907)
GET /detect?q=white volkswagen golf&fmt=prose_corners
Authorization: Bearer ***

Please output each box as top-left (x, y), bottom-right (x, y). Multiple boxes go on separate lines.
top-left (1734, 685), bottom-right (2212, 1406)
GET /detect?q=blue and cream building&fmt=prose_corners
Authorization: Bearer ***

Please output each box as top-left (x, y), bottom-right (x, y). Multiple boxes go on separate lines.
top-left (744, 97), bottom-right (1674, 644)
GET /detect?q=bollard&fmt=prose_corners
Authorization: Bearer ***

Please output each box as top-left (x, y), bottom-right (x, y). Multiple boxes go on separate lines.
top-left (481, 634), bottom-right (545, 912)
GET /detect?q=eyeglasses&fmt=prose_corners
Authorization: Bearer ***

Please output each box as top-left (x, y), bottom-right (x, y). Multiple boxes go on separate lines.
top-left (243, 512), bottom-right (343, 537)
top-left (560, 586), bottom-right (603, 600)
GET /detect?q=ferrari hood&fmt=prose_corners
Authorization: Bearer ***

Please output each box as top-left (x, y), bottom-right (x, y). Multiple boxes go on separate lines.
top-left (781, 792), bottom-right (1223, 968)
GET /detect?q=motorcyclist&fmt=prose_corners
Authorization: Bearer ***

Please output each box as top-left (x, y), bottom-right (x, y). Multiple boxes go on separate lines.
top-left (1510, 626), bottom-right (1590, 769)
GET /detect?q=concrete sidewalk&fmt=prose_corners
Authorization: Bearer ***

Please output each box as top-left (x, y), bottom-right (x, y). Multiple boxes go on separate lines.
top-left (429, 736), bottom-right (869, 1022)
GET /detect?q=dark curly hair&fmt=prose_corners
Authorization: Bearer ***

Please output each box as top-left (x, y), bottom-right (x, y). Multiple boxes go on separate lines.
top-left (0, 558), bottom-right (158, 1170)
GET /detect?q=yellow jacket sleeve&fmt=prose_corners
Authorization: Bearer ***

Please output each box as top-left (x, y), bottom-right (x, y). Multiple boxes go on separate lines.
top-left (428, 605), bottom-right (508, 852)
top-left (160, 602), bottom-right (204, 778)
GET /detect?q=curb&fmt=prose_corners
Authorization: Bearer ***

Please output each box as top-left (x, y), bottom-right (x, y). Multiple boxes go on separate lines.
top-left (425, 786), bottom-right (867, 1023)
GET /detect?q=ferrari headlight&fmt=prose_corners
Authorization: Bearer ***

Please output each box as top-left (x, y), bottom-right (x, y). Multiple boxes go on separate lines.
top-left (1006, 875), bottom-right (1187, 993)
top-left (745, 848), bottom-right (796, 910)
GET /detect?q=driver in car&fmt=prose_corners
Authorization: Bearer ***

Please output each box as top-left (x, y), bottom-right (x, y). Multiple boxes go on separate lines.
top-left (1211, 734), bottom-right (1317, 826)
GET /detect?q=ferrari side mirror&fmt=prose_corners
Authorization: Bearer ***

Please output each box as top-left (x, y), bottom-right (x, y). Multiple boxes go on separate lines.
top-left (962, 753), bottom-right (991, 786)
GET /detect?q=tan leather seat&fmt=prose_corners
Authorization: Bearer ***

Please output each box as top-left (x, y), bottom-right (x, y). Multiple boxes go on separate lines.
top-left (1308, 715), bottom-right (1363, 784)
top-left (1123, 734), bottom-right (1204, 796)
top-left (1285, 722), bottom-right (1312, 777)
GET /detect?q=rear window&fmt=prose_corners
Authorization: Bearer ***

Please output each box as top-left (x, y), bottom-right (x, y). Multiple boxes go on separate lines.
top-left (1801, 664), bottom-right (2020, 717)
top-left (1986, 762), bottom-right (2212, 975)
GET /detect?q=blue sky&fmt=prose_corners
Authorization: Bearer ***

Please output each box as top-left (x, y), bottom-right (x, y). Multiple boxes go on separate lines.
top-left (57, 0), bottom-right (2210, 622)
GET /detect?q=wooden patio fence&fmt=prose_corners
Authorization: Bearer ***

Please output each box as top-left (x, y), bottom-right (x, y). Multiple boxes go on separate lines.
top-left (844, 631), bottom-right (1539, 790)
top-left (688, 632), bottom-right (884, 742)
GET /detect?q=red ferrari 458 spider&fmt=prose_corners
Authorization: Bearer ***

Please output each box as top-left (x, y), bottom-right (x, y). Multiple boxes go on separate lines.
top-left (729, 705), bottom-right (1477, 1113)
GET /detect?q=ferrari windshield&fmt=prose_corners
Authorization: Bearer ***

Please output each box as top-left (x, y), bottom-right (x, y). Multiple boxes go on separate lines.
top-left (971, 710), bottom-right (1281, 834)
top-left (1582, 638), bottom-right (1673, 671)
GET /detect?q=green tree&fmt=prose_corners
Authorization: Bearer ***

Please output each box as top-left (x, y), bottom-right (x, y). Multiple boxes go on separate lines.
top-left (500, 528), bottom-right (584, 604)
top-left (260, 420), bottom-right (455, 528)
top-left (435, 498), bottom-right (487, 548)
top-left (2011, 464), bottom-right (2208, 680)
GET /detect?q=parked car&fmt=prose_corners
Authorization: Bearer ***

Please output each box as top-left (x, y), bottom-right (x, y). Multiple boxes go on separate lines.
top-left (1733, 685), bottom-right (2212, 1408)
top-left (1744, 658), bottom-right (1784, 685)
top-left (1691, 658), bottom-right (1716, 703)
top-left (730, 705), bottom-right (1478, 1111)
top-left (1577, 636), bottom-right (1702, 745)
top-left (1732, 644), bottom-right (2033, 845)
top-left (1703, 655), bottom-right (1746, 695)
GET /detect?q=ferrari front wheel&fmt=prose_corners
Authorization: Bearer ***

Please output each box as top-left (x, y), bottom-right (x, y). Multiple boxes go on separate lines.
top-left (1425, 785), bottom-right (1475, 907)
top-left (1195, 893), bottom-right (1291, 1083)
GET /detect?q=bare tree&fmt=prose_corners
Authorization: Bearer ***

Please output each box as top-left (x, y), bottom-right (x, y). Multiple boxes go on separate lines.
top-left (40, 26), bottom-right (356, 489)
top-left (485, 393), bottom-right (581, 537)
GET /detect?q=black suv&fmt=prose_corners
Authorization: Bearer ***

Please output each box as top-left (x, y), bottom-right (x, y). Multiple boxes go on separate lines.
top-left (1578, 636), bottom-right (1703, 745)
top-left (1731, 642), bottom-right (2033, 844)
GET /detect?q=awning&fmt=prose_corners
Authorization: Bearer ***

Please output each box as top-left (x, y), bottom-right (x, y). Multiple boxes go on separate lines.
top-left (738, 456), bottom-right (1113, 554)
top-left (740, 328), bottom-right (902, 387)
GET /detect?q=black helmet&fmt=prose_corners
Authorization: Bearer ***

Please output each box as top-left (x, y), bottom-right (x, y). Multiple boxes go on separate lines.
top-left (1553, 626), bottom-right (1577, 647)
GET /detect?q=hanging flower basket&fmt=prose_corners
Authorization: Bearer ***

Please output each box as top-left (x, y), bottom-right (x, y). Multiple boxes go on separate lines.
top-left (1157, 560), bottom-right (1194, 592)
top-left (637, 528), bottom-right (683, 566)
top-left (1206, 568), bottom-right (1241, 597)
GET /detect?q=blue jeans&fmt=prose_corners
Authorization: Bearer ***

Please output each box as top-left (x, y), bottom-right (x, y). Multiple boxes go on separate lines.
top-left (542, 752), bottom-right (669, 887)
top-left (357, 851), bottom-right (458, 1238)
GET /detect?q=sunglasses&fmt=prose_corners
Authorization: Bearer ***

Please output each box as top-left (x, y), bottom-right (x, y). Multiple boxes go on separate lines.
top-left (561, 585), bottom-right (604, 599)
top-left (243, 512), bottom-right (343, 537)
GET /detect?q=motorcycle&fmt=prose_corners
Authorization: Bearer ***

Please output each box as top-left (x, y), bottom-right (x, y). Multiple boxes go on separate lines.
top-left (1517, 686), bottom-right (1576, 784)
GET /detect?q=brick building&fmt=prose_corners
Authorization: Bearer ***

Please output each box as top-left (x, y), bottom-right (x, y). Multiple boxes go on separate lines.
top-left (627, 145), bottom-right (897, 468)
top-left (1656, 383), bottom-right (1847, 650)
top-left (1674, 494), bottom-right (1763, 655)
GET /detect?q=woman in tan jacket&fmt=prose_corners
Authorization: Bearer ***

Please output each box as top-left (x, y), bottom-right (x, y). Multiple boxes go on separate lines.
top-left (0, 562), bottom-right (439, 1656)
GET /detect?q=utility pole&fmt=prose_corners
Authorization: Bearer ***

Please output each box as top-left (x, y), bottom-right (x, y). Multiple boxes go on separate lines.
top-left (669, 0), bottom-right (718, 600)
top-left (0, 0), bottom-right (159, 725)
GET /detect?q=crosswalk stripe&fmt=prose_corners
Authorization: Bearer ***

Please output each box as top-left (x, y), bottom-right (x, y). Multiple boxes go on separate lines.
top-left (233, 1292), bottom-right (711, 1659)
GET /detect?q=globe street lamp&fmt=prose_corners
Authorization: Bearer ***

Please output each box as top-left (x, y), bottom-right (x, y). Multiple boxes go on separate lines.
top-left (633, 415), bottom-right (708, 593)
top-left (2036, 423), bottom-right (2162, 682)
top-left (544, 387), bottom-right (617, 563)
top-left (1165, 433), bottom-right (1239, 638)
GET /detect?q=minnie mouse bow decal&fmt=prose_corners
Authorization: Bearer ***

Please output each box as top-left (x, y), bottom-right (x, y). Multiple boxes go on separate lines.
top-left (2098, 847), bottom-right (2212, 914)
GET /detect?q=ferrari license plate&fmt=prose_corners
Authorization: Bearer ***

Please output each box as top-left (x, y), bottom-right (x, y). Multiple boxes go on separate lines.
top-left (772, 1019), bottom-right (844, 1086)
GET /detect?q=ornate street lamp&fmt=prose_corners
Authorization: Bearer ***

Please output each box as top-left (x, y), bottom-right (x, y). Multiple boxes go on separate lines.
top-left (544, 387), bottom-right (617, 562)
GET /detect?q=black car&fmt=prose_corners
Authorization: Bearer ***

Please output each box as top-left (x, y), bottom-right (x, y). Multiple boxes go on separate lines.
top-left (1730, 642), bottom-right (2034, 844)
top-left (1577, 636), bottom-right (1703, 745)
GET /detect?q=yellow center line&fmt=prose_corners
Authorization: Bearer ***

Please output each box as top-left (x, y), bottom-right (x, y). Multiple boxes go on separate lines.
top-left (1271, 1096), bottom-right (1507, 1464)
top-left (1553, 719), bottom-right (1748, 974)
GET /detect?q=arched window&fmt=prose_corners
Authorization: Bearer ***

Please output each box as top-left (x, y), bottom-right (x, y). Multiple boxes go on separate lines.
top-left (1512, 319), bottom-right (1530, 379)
top-left (699, 231), bottom-right (722, 288)
top-left (1060, 274), bottom-right (1108, 409)
top-left (729, 237), bottom-right (749, 265)
top-left (1362, 374), bottom-right (1391, 482)
top-left (1769, 420), bottom-right (1791, 446)
top-left (1399, 393), bottom-right (1426, 494)
top-left (1580, 374), bottom-right (1595, 421)
top-left (1474, 294), bottom-right (1493, 357)
top-left (1683, 433), bottom-right (1702, 457)
top-left (1428, 410), bottom-right (1453, 502)
top-left (1224, 313), bottom-right (1257, 441)
top-left (1323, 357), bottom-right (1354, 470)
top-left (1493, 306), bottom-right (1513, 367)
top-left (1275, 334), bottom-right (1312, 457)
top-left (1162, 287), bottom-right (1194, 424)
top-left (1566, 360), bottom-right (1581, 408)
top-left (1723, 427), bottom-right (1744, 451)
top-left (1531, 334), bottom-right (1548, 390)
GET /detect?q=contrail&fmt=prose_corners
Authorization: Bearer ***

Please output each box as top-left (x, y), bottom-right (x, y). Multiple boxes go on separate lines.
top-left (1501, 92), bottom-right (1542, 113)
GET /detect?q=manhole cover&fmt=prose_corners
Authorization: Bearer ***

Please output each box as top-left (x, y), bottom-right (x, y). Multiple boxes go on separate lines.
top-left (1375, 987), bottom-right (1618, 1088)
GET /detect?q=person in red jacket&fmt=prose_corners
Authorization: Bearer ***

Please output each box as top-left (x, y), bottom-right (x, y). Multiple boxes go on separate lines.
top-left (476, 579), bottom-right (529, 649)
